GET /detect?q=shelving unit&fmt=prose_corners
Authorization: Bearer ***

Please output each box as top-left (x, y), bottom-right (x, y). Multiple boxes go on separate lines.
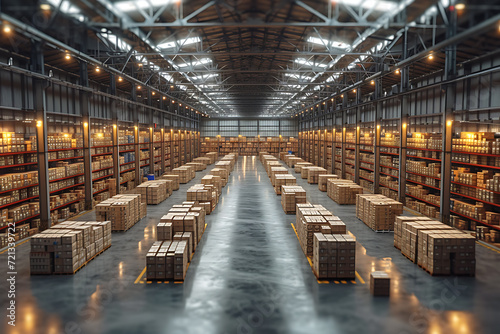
top-left (200, 136), bottom-right (298, 156)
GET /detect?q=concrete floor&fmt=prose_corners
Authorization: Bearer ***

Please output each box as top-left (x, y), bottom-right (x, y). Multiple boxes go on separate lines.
top-left (1, 156), bottom-right (500, 334)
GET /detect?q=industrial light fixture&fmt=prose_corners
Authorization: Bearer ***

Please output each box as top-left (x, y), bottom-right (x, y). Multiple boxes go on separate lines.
top-left (455, 3), bottom-right (465, 11)
top-left (340, 94), bottom-right (344, 98)
top-left (36, 121), bottom-right (43, 128)
top-left (137, 85), bottom-right (141, 89)
top-left (40, 3), bottom-right (51, 10)
top-left (83, 122), bottom-right (88, 127)
top-left (65, 53), bottom-right (71, 60)
top-left (447, 120), bottom-right (453, 127)
top-left (162, 96), bottom-right (166, 100)
top-left (95, 66), bottom-right (100, 72)
top-left (152, 92), bottom-right (155, 95)
top-left (172, 100), bottom-right (175, 104)
top-left (3, 25), bottom-right (12, 33)
top-left (113, 124), bottom-right (117, 129)
top-left (377, 125), bottom-right (380, 130)
top-left (395, 69), bottom-right (400, 74)
top-left (353, 89), bottom-right (357, 93)
top-left (370, 80), bottom-right (375, 85)
top-left (170, 85), bottom-right (174, 88)
top-left (138, 63), bottom-right (143, 67)
top-left (428, 53), bottom-right (434, 60)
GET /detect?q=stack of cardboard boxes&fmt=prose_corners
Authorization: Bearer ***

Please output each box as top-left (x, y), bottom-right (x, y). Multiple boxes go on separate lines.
top-left (281, 186), bottom-right (307, 214)
top-left (209, 168), bottom-right (229, 187)
top-left (172, 166), bottom-right (196, 184)
top-left (312, 233), bottom-right (356, 279)
top-left (269, 167), bottom-right (289, 186)
top-left (201, 175), bottom-right (222, 195)
top-left (356, 194), bottom-right (403, 231)
top-left (95, 194), bottom-right (146, 231)
top-left (185, 162), bottom-right (207, 171)
top-left (160, 174), bottom-right (180, 191)
top-left (205, 152), bottom-right (218, 164)
top-left (394, 216), bottom-right (476, 275)
top-left (146, 240), bottom-right (189, 281)
top-left (134, 180), bottom-right (172, 204)
top-left (370, 272), bottom-right (391, 296)
top-left (193, 157), bottom-right (212, 166)
top-left (274, 174), bottom-right (296, 195)
top-left (186, 184), bottom-right (218, 214)
top-left (30, 221), bottom-right (112, 275)
top-left (307, 167), bottom-right (327, 184)
top-left (327, 179), bottom-right (363, 205)
top-left (296, 204), bottom-right (347, 255)
top-left (318, 174), bottom-right (339, 192)
top-left (294, 162), bottom-right (313, 173)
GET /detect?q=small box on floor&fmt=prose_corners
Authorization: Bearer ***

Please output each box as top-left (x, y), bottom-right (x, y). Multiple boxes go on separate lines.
top-left (370, 271), bottom-right (390, 296)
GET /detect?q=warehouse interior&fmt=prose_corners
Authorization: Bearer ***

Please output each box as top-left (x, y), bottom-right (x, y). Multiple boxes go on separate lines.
top-left (1, 0), bottom-right (500, 333)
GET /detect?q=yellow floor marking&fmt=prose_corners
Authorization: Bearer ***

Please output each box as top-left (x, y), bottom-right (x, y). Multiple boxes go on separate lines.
top-left (157, 281), bottom-right (162, 284)
top-left (146, 281), bottom-right (152, 284)
top-left (317, 280), bottom-right (329, 284)
top-left (164, 281), bottom-right (169, 284)
top-left (341, 280), bottom-right (347, 284)
top-left (134, 266), bottom-right (147, 284)
top-left (174, 281), bottom-right (183, 284)
top-left (0, 238), bottom-right (30, 255)
top-left (334, 281), bottom-right (339, 284)
top-left (355, 271), bottom-right (366, 285)
top-left (477, 241), bottom-right (500, 254)
top-left (351, 280), bottom-right (357, 284)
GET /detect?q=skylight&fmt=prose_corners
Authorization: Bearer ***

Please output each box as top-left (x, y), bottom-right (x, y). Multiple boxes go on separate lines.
top-left (47, 0), bottom-right (80, 14)
top-left (285, 73), bottom-right (314, 81)
top-left (115, 0), bottom-right (176, 12)
top-left (191, 74), bottom-right (218, 81)
top-left (100, 32), bottom-right (132, 52)
top-left (158, 37), bottom-right (201, 49)
top-left (177, 58), bottom-right (212, 68)
top-left (294, 58), bottom-right (328, 68)
top-left (335, 0), bottom-right (397, 12)
top-left (307, 37), bottom-right (350, 50)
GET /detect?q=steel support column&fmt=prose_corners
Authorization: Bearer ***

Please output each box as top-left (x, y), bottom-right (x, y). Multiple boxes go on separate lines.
top-left (373, 79), bottom-right (382, 194)
top-left (398, 97), bottom-right (409, 204)
top-left (341, 95), bottom-right (347, 179)
top-left (134, 121), bottom-right (140, 185)
top-left (81, 111), bottom-right (92, 210)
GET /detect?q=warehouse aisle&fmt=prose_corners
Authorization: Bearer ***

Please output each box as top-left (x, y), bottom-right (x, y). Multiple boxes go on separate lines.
top-left (2, 157), bottom-right (500, 334)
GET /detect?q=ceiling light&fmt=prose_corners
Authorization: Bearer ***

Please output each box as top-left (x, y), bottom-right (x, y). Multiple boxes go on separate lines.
top-left (137, 85), bottom-right (141, 89)
top-left (370, 80), bottom-right (375, 85)
top-left (65, 53), bottom-right (71, 60)
top-left (428, 54), bottom-right (434, 60)
top-left (95, 66), bottom-right (100, 72)
top-left (40, 4), bottom-right (51, 10)
top-left (163, 96), bottom-right (166, 100)
top-left (455, 3), bottom-right (465, 11)
top-left (152, 92), bottom-right (155, 95)
top-left (395, 69), bottom-right (400, 74)
top-left (118, 76), bottom-right (123, 82)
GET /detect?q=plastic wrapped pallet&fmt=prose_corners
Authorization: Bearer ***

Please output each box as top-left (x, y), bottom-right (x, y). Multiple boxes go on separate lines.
top-left (318, 174), bottom-right (338, 192)
top-left (185, 162), bottom-right (206, 171)
top-left (201, 175), bottom-right (222, 195)
top-left (294, 162), bottom-right (313, 173)
top-left (134, 180), bottom-right (170, 204)
top-left (287, 157), bottom-right (304, 168)
top-left (30, 221), bottom-right (112, 275)
top-left (327, 179), bottom-right (363, 205)
top-left (172, 166), bottom-right (195, 183)
top-left (193, 157), bottom-right (211, 165)
top-left (205, 152), bottom-right (218, 164)
top-left (209, 168), bottom-right (229, 187)
top-left (186, 184), bottom-right (218, 214)
top-left (269, 167), bottom-right (289, 186)
top-left (356, 194), bottom-right (403, 231)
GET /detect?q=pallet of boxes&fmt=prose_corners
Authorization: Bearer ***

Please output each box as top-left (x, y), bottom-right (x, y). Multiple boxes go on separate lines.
top-left (172, 166), bottom-right (195, 184)
top-left (147, 202), bottom-right (206, 281)
top-left (306, 167), bottom-right (327, 184)
top-left (134, 180), bottom-right (172, 204)
top-left (205, 152), bottom-right (218, 164)
top-left (294, 162), bottom-right (313, 174)
top-left (160, 174), bottom-right (180, 191)
top-left (327, 179), bottom-right (363, 205)
top-left (95, 194), bottom-right (146, 231)
top-left (193, 157), bottom-right (212, 166)
top-left (30, 221), bottom-right (112, 275)
top-left (187, 184), bottom-right (219, 214)
top-left (356, 194), bottom-right (403, 231)
top-left (185, 161), bottom-right (207, 171)
top-left (318, 174), bottom-right (338, 192)
top-left (209, 168), bottom-right (229, 187)
top-left (269, 166), bottom-right (289, 186)
top-left (394, 216), bottom-right (476, 276)
top-left (281, 185), bottom-right (307, 214)
top-left (274, 174), bottom-right (297, 195)
top-left (295, 204), bottom-right (356, 280)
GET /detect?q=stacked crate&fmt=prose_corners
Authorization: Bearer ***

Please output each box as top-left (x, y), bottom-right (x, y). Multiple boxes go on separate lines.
top-left (135, 180), bottom-right (171, 204)
top-left (356, 194), bottom-right (403, 231)
top-left (312, 233), bottom-right (356, 279)
top-left (287, 157), bottom-right (304, 168)
top-left (318, 174), bottom-right (339, 192)
top-left (146, 240), bottom-right (189, 281)
top-left (160, 174), bottom-right (180, 191)
top-left (394, 216), bottom-right (476, 275)
top-left (95, 194), bottom-right (145, 231)
top-left (201, 175), bottom-right (222, 195)
top-left (327, 179), bottom-right (363, 205)
top-left (281, 186), bottom-right (307, 214)
top-left (300, 166), bottom-right (315, 179)
top-left (158, 202), bottom-right (206, 244)
top-left (274, 174), bottom-right (296, 195)
top-left (370, 272), bottom-right (391, 296)
top-left (307, 167), bottom-right (327, 184)
top-left (186, 184), bottom-right (218, 214)
top-left (193, 157), bottom-right (212, 165)
top-left (30, 221), bottom-right (112, 275)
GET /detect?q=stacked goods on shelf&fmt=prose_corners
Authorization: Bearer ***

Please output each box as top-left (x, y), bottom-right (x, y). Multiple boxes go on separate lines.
top-left (134, 180), bottom-right (172, 204)
top-left (274, 174), bottom-right (296, 195)
top-left (307, 167), bottom-right (327, 184)
top-left (269, 167), bottom-right (289, 186)
top-left (451, 199), bottom-right (487, 222)
top-left (0, 132), bottom-right (37, 153)
top-left (0, 171), bottom-right (39, 191)
top-left (476, 226), bottom-right (500, 243)
top-left (186, 184), bottom-right (218, 214)
top-left (370, 272), bottom-right (391, 296)
top-left (201, 175), bottom-right (222, 195)
top-left (327, 179), bottom-right (363, 205)
top-left (95, 194), bottom-right (146, 231)
top-left (406, 185), bottom-right (440, 206)
top-left (407, 161), bottom-right (441, 178)
top-left (312, 233), bottom-right (356, 280)
top-left (394, 216), bottom-right (476, 276)
top-left (405, 198), bottom-right (440, 219)
top-left (160, 174), bottom-right (180, 191)
top-left (205, 152), bottom-right (218, 164)
top-left (294, 162), bottom-right (313, 173)
top-left (185, 162), bottom-right (206, 171)
top-left (0, 224), bottom-right (37, 248)
top-left (355, 194), bottom-right (403, 231)
top-left (209, 168), bottom-right (229, 187)
top-left (146, 240), bottom-right (188, 281)
top-left (30, 221), bottom-right (112, 275)
top-left (318, 174), bottom-right (339, 192)
top-left (172, 166), bottom-right (195, 184)
top-left (296, 204), bottom-right (347, 254)
top-left (281, 186), bottom-right (307, 214)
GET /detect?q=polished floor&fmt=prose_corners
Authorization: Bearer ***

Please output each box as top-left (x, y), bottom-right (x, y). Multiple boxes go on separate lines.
top-left (2, 156), bottom-right (500, 334)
